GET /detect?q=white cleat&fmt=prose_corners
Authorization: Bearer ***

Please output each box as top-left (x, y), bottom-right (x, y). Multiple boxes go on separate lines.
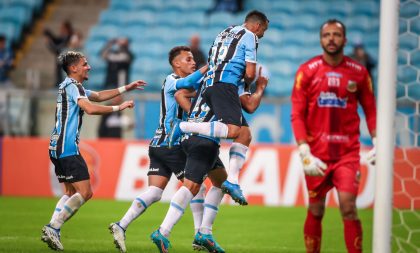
top-left (41, 225), bottom-right (63, 251)
top-left (109, 222), bottom-right (127, 253)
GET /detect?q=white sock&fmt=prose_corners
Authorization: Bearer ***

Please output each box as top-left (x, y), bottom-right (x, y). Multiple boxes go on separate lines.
top-left (159, 186), bottom-right (194, 238)
top-left (50, 193), bottom-right (85, 229)
top-left (227, 142), bottom-right (249, 184)
top-left (190, 184), bottom-right (206, 234)
top-left (179, 121), bottom-right (228, 138)
top-left (119, 186), bottom-right (163, 230)
top-left (200, 187), bottom-right (224, 235)
top-left (49, 195), bottom-right (70, 224)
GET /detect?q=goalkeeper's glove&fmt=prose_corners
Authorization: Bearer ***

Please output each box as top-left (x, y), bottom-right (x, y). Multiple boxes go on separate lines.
top-left (366, 137), bottom-right (376, 166)
top-left (298, 143), bottom-right (327, 176)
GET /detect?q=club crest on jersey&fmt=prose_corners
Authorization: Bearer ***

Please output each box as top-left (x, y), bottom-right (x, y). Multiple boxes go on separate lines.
top-left (317, 92), bottom-right (347, 108)
top-left (347, 80), bottom-right (358, 92)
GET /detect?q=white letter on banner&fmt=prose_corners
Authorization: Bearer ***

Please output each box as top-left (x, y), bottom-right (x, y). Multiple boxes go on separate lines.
top-left (282, 150), bottom-right (309, 206)
top-left (241, 148), bottom-right (280, 205)
top-left (115, 144), bottom-right (149, 200)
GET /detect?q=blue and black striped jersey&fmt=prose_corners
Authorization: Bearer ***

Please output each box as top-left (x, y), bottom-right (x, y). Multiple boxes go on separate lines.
top-left (150, 72), bottom-right (202, 147)
top-left (205, 25), bottom-right (258, 87)
top-left (49, 77), bottom-right (92, 158)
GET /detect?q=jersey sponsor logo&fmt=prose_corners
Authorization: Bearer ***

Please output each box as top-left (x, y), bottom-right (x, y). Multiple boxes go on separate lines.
top-left (308, 60), bottom-right (322, 70)
top-left (175, 171), bottom-right (184, 178)
top-left (326, 72), bottom-right (343, 78)
top-left (317, 92), bottom-right (347, 108)
top-left (345, 61), bottom-right (362, 71)
top-left (322, 134), bottom-right (350, 143)
top-left (347, 80), bottom-right (358, 92)
top-left (149, 167), bottom-right (159, 172)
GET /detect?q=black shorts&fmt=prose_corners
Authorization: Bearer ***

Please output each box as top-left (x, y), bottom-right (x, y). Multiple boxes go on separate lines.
top-left (181, 135), bottom-right (220, 184)
top-left (241, 113), bottom-right (249, 127)
top-left (50, 155), bottom-right (90, 183)
top-left (148, 146), bottom-right (186, 180)
top-left (203, 82), bottom-right (242, 126)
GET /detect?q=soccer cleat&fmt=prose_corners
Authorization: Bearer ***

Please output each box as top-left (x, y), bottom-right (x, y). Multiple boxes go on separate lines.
top-left (192, 236), bottom-right (205, 251)
top-left (194, 232), bottom-right (225, 253)
top-left (167, 118), bottom-right (183, 148)
top-left (221, 180), bottom-right (248, 205)
top-left (109, 222), bottom-right (127, 253)
top-left (41, 224), bottom-right (63, 251)
top-left (150, 229), bottom-right (171, 253)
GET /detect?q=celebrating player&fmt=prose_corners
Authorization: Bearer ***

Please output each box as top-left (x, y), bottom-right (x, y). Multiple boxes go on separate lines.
top-left (291, 19), bottom-right (377, 253)
top-left (108, 46), bottom-right (227, 253)
top-left (41, 51), bottom-right (145, 251)
top-left (167, 10), bottom-right (269, 205)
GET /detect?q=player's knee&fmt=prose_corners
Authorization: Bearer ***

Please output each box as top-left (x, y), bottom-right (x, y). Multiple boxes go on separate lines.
top-left (79, 189), bottom-right (93, 201)
top-left (148, 186), bottom-right (163, 203)
top-left (227, 125), bottom-right (241, 139)
top-left (309, 205), bottom-right (325, 219)
top-left (340, 202), bottom-right (358, 220)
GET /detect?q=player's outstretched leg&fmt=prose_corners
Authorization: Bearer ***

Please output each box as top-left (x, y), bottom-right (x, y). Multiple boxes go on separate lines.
top-left (150, 229), bottom-right (171, 253)
top-left (167, 119), bottom-right (183, 148)
top-left (109, 222), bottom-right (127, 253)
top-left (221, 180), bottom-right (248, 205)
top-left (41, 224), bottom-right (63, 251)
top-left (194, 231), bottom-right (225, 253)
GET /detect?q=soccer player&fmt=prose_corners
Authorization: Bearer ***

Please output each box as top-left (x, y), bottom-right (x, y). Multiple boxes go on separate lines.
top-left (41, 51), bottom-right (146, 251)
top-left (291, 19), bottom-right (377, 253)
top-left (108, 46), bottom-right (222, 253)
top-left (175, 64), bottom-right (270, 206)
top-left (168, 10), bottom-right (269, 205)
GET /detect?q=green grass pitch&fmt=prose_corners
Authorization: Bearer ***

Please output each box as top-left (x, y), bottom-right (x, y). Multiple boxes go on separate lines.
top-left (0, 196), bottom-right (374, 253)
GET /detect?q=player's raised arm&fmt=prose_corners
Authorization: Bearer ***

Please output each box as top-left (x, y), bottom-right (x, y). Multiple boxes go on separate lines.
top-left (88, 80), bottom-right (146, 102)
top-left (78, 98), bottom-right (134, 115)
top-left (240, 65), bottom-right (268, 113)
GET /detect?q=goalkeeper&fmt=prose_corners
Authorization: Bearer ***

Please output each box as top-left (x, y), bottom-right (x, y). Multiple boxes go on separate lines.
top-left (291, 19), bottom-right (377, 253)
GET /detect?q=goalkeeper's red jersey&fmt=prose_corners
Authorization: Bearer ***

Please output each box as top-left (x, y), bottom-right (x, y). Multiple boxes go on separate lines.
top-left (291, 55), bottom-right (376, 162)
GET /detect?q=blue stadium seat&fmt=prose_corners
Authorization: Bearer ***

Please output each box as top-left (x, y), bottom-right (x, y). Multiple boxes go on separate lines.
top-left (0, 6), bottom-right (30, 27)
top-left (297, 1), bottom-right (325, 16)
top-left (400, 1), bottom-right (420, 19)
top-left (399, 18), bottom-right (408, 35)
top-left (188, 0), bottom-right (213, 12)
top-left (410, 50), bottom-right (420, 69)
top-left (88, 25), bottom-right (119, 42)
top-left (98, 10), bottom-right (125, 26)
top-left (122, 12), bottom-right (155, 27)
top-left (208, 12), bottom-right (237, 28)
top-left (399, 33), bottom-right (418, 52)
top-left (177, 11), bottom-right (205, 29)
top-left (162, 1), bottom-right (188, 12)
top-left (410, 16), bottom-right (420, 35)
top-left (84, 39), bottom-right (107, 57)
top-left (407, 84), bottom-right (420, 101)
top-left (398, 51), bottom-right (409, 66)
top-left (351, 1), bottom-right (379, 16)
top-left (396, 83), bottom-right (406, 98)
top-left (155, 10), bottom-right (180, 28)
top-left (398, 66), bottom-right (417, 83)
top-left (325, 2), bottom-right (351, 19)
top-left (0, 22), bottom-right (20, 43)
top-left (288, 14), bottom-right (320, 31)
top-left (270, 1), bottom-right (299, 15)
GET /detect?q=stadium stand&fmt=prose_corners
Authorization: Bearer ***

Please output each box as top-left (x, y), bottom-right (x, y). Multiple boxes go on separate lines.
top-left (81, 0), bottom-right (380, 96)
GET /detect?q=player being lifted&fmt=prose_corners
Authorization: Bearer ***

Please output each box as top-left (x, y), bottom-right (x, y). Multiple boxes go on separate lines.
top-left (41, 51), bottom-right (145, 251)
top-left (291, 19), bottom-right (377, 253)
top-left (168, 10), bottom-right (269, 206)
top-left (108, 46), bottom-right (227, 253)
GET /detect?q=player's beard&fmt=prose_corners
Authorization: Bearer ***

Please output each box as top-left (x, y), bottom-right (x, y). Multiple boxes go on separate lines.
top-left (322, 43), bottom-right (344, 56)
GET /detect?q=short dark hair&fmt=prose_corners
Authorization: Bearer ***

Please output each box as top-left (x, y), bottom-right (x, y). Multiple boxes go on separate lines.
top-left (58, 51), bottom-right (85, 74)
top-left (245, 10), bottom-right (269, 24)
top-left (168, 46), bottom-right (191, 66)
top-left (320, 19), bottom-right (346, 37)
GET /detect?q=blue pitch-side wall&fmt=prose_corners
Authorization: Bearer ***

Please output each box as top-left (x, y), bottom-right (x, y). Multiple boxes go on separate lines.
top-left (134, 100), bottom-right (386, 146)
